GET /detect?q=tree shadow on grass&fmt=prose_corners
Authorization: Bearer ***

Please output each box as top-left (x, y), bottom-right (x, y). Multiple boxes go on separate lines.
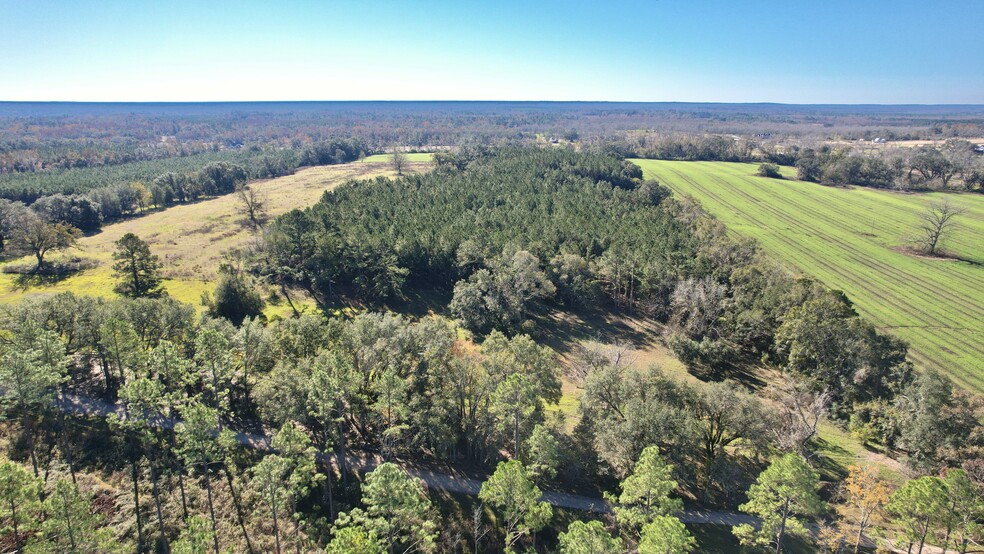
top-left (5, 257), bottom-right (98, 289)
top-left (811, 436), bottom-right (852, 482)
top-left (535, 305), bottom-right (659, 360)
top-left (384, 286), bottom-right (453, 319)
top-left (686, 359), bottom-right (768, 390)
top-left (12, 269), bottom-right (76, 288)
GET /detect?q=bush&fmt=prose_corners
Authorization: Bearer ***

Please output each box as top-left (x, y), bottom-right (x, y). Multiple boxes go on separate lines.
top-left (207, 271), bottom-right (264, 325)
top-left (667, 333), bottom-right (732, 368)
top-left (757, 163), bottom-right (783, 179)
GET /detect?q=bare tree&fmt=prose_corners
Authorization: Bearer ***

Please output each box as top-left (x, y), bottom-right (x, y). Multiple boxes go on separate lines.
top-left (766, 376), bottom-right (831, 458)
top-left (568, 340), bottom-right (635, 383)
top-left (391, 148), bottom-right (408, 176)
top-left (236, 184), bottom-right (267, 229)
top-left (917, 199), bottom-right (966, 256)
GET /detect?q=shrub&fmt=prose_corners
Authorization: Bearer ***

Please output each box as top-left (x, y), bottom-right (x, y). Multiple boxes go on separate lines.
top-left (667, 333), bottom-right (732, 368)
top-left (207, 270), bottom-right (264, 325)
top-left (757, 163), bottom-right (783, 179)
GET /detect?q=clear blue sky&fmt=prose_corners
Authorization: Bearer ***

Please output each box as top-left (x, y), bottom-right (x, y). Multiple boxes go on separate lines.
top-left (1, 0), bottom-right (981, 103)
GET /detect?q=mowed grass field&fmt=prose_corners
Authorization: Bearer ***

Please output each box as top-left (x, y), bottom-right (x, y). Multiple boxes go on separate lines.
top-left (359, 152), bottom-right (436, 163)
top-left (632, 159), bottom-right (984, 393)
top-left (0, 160), bottom-right (429, 317)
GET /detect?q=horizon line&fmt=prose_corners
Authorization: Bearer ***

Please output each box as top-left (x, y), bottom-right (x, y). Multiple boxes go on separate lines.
top-left (2, 99), bottom-right (984, 107)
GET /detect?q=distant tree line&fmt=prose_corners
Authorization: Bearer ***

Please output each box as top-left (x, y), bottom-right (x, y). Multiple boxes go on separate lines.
top-left (0, 138), bottom-right (370, 204)
top-left (0, 148), bottom-right (292, 203)
top-left (631, 134), bottom-right (759, 162)
top-left (787, 141), bottom-right (984, 192)
top-left (0, 140), bottom-right (370, 256)
top-left (629, 134), bottom-right (984, 192)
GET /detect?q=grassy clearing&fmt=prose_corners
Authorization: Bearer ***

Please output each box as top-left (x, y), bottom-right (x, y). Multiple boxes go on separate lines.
top-left (359, 152), bottom-right (436, 163)
top-left (537, 307), bottom-right (701, 429)
top-left (0, 161), bottom-right (430, 315)
top-left (633, 159), bottom-right (984, 394)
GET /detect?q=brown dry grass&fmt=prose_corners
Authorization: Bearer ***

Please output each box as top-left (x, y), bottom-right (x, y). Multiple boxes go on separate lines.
top-left (0, 161), bottom-right (431, 312)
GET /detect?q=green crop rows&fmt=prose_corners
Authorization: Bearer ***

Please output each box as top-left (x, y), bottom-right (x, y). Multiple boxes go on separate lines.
top-left (632, 159), bottom-right (984, 393)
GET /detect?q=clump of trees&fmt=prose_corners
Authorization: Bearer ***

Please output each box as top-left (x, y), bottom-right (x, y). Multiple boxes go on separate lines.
top-left (793, 141), bottom-right (984, 192)
top-left (257, 148), bottom-right (690, 321)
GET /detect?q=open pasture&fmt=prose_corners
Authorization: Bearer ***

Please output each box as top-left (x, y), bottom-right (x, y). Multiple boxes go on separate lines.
top-left (359, 152), bottom-right (435, 163)
top-left (633, 159), bottom-right (984, 393)
top-left (0, 160), bottom-right (427, 314)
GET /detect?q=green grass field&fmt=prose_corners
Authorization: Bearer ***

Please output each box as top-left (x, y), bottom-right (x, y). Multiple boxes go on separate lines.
top-left (632, 159), bottom-right (984, 393)
top-left (359, 152), bottom-right (436, 163)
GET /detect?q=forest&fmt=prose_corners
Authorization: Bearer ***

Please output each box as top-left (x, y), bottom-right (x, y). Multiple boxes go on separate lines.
top-left (0, 147), bottom-right (980, 553)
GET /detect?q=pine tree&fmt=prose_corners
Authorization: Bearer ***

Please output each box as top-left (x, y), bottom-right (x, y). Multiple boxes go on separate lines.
top-left (639, 515), bottom-right (696, 554)
top-left (172, 515), bottom-right (216, 554)
top-left (176, 402), bottom-right (234, 554)
top-left (733, 453), bottom-right (824, 554)
top-left (479, 460), bottom-right (552, 552)
top-left (887, 475), bottom-right (948, 554)
top-left (610, 446), bottom-right (683, 531)
top-left (0, 323), bottom-right (68, 478)
top-left (33, 479), bottom-right (119, 553)
top-left (251, 454), bottom-right (290, 554)
top-left (333, 462), bottom-right (438, 553)
top-left (0, 460), bottom-right (42, 549)
top-left (193, 329), bottom-right (235, 417)
top-left (99, 317), bottom-right (145, 390)
top-left (113, 232), bottom-right (165, 298)
top-left (114, 376), bottom-right (172, 553)
top-left (326, 525), bottom-right (385, 554)
top-left (271, 422), bottom-right (323, 554)
top-left (557, 520), bottom-right (621, 554)
top-left (308, 351), bottom-right (359, 516)
top-left (147, 340), bottom-right (196, 520)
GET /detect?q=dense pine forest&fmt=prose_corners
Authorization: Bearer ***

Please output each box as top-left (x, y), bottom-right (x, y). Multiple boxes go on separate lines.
top-left (0, 147), bottom-right (980, 553)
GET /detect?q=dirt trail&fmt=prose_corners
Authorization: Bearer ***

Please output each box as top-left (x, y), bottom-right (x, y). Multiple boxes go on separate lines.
top-left (56, 390), bottom-right (756, 525)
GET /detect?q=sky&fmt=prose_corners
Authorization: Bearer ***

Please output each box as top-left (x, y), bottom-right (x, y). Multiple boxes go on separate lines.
top-left (1, 0), bottom-right (982, 104)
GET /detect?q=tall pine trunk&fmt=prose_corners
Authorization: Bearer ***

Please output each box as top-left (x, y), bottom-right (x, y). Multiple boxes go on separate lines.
top-left (60, 484), bottom-right (78, 551)
top-left (168, 428), bottom-right (189, 520)
top-left (269, 480), bottom-right (281, 554)
top-left (224, 465), bottom-right (255, 554)
top-left (150, 462), bottom-right (170, 553)
top-left (9, 498), bottom-right (20, 549)
top-left (202, 461), bottom-right (221, 554)
top-left (21, 404), bottom-right (39, 478)
top-left (291, 495), bottom-right (301, 554)
top-left (131, 454), bottom-right (145, 553)
top-left (56, 395), bottom-right (77, 484)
